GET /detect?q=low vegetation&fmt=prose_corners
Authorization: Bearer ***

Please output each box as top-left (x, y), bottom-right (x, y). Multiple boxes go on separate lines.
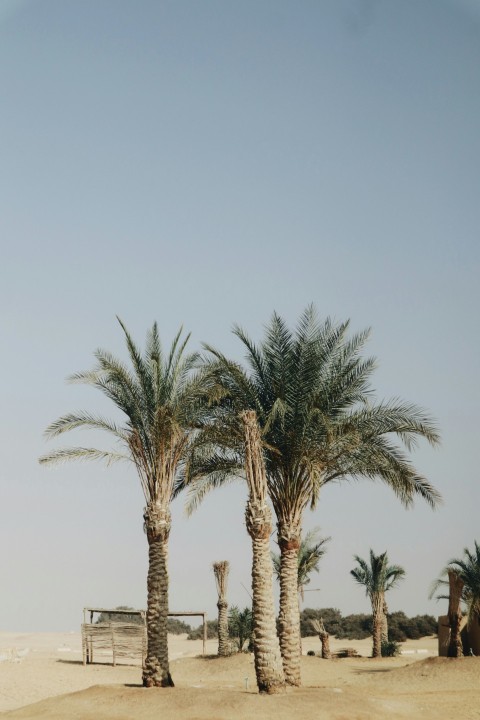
top-left (300, 608), bottom-right (437, 641)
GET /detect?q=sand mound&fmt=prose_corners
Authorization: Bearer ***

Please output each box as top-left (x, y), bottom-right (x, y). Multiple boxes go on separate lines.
top-left (0, 683), bottom-right (403, 720)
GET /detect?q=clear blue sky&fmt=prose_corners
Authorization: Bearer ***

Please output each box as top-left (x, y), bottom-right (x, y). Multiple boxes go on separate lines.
top-left (1, 0), bottom-right (479, 632)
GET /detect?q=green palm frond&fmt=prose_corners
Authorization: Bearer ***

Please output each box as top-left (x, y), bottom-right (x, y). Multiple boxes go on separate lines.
top-left (272, 527), bottom-right (330, 594)
top-left (44, 412), bottom-right (128, 442)
top-left (351, 550), bottom-right (405, 598)
top-left (39, 447), bottom-right (129, 466)
top-left (41, 321), bottom-right (203, 505)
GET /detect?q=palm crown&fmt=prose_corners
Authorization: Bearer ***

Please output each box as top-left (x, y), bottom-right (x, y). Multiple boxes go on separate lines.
top-left (351, 549), bottom-right (406, 598)
top-left (40, 319), bottom-right (201, 507)
top-left (184, 305), bottom-right (441, 519)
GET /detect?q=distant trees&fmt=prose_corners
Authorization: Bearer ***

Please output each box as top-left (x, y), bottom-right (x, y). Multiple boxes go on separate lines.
top-left (300, 608), bottom-right (437, 641)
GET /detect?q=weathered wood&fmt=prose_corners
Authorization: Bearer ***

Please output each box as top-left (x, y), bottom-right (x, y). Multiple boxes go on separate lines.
top-left (81, 608), bottom-right (208, 665)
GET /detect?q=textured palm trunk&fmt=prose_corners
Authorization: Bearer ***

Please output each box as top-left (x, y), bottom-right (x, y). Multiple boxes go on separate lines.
top-left (278, 519), bottom-right (302, 686)
top-left (242, 411), bottom-right (285, 694)
top-left (310, 619), bottom-right (331, 659)
top-left (142, 503), bottom-right (174, 687)
top-left (316, 621), bottom-right (332, 659)
top-left (217, 599), bottom-right (230, 656)
top-left (213, 560), bottom-right (230, 657)
top-left (447, 569), bottom-right (464, 658)
top-left (381, 599), bottom-right (389, 644)
top-left (371, 593), bottom-right (383, 658)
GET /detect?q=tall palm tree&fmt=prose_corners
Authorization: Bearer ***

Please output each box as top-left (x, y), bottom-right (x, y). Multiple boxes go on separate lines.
top-left (430, 540), bottom-right (480, 656)
top-left (240, 410), bottom-right (285, 692)
top-left (213, 561), bottom-right (231, 656)
top-left (272, 527), bottom-right (330, 603)
top-left (350, 550), bottom-right (406, 657)
top-left (39, 319), bottom-right (202, 687)
top-left (182, 306), bottom-right (440, 685)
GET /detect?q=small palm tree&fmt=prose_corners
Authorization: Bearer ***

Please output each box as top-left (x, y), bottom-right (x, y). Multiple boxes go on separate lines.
top-left (430, 540), bottom-right (480, 656)
top-left (213, 561), bottom-right (231, 656)
top-left (183, 306), bottom-right (440, 685)
top-left (350, 550), bottom-right (405, 657)
top-left (272, 528), bottom-right (330, 602)
top-left (228, 606), bottom-right (253, 652)
top-left (40, 320), bottom-right (202, 687)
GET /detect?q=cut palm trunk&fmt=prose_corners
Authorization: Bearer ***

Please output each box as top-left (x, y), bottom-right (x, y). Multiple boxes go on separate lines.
top-left (447, 569), bottom-right (464, 658)
top-left (213, 561), bottom-right (230, 656)
top-left (242, 411), bottom-right (285, 694)
top-left (143, 503), bottom-right (174, 687)
top-left (277, 518), bottom-right (302, 686)
top-left (310, 619), bottom-right (331, 659)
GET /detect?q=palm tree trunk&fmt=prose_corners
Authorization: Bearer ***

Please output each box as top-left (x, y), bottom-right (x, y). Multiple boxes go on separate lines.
top-left (242, 410), bottom-right (285, 694)
top-left (142, 503), bottom-right (174, 687)
top-left (371, 593), bottom-right (383, 658)
top-left (213, 561), bottom-right (230, 657)
top-left (217, 600), bottom-right (229, 656)
top-left (447, 569), bottom-right (464, 658)
top-left (246, 500), bottom-right (286, 693)
top-left (381, 598), bottom-right (389, 644)
top-left (277, 519), bottom-right (302, 686)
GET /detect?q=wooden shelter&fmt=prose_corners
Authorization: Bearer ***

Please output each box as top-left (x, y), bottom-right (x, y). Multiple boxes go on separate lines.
top-left (82, 608), bottom-right (208, 666)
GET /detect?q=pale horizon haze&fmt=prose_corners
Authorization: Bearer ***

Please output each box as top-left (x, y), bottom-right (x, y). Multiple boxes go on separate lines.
top-left (1, 0), bottom-right (479, 632)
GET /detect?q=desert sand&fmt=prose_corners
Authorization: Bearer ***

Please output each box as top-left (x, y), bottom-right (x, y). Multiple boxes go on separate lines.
top-left (1, 632), bottom-right (478, 719)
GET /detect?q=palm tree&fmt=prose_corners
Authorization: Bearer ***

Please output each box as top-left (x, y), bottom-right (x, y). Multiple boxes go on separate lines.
top-left (39, 319), bottom-right (202, 687)
top-left (272, 527), bottom-right (330, 603)
top-left (213, 561), bottom-right (231, 656)
top-left (240, 410), bottom-right (285, 692)
top-left (182, 306), bottom-right (440, 685)
top-left (350, 550), bottom-right (406, 657)
top-left (430, 540), bottom-right (480, 656)
top-left (445, 541), bottom-right (480, 627)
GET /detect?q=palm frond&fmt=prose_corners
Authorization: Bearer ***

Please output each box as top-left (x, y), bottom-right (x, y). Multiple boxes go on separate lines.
top-left (39, 447), bottom-right (129, 466)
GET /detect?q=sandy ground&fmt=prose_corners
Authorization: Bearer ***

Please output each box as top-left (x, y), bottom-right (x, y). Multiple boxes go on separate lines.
top-left (0, 632), bottom-right (478, 719)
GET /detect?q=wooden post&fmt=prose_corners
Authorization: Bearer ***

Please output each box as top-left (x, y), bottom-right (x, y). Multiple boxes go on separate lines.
top-left (203, 613), bottom-right (207, 656)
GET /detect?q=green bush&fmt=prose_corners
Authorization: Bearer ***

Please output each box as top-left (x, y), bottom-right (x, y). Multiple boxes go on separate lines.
top-left (381, 640), bottom-right (401, 657)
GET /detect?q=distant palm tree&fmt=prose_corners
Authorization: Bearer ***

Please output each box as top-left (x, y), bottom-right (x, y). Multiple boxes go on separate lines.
top-left (272, 528), bottom-right (330, 602)
top-left (181, 306), bottom-right (440, 685)
top-left (351, 550), bottom-right (406, 657)
top-left (445, 541), bottom-right (480, 627)
top-left (40, 320), bottom-right (203, 687)
top-left (430, 540), bottom-right (480, 656)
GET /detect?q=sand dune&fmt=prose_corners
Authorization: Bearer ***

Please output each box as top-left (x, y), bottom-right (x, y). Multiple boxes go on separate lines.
top-left (1, 633), bottom-right (478, 719)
